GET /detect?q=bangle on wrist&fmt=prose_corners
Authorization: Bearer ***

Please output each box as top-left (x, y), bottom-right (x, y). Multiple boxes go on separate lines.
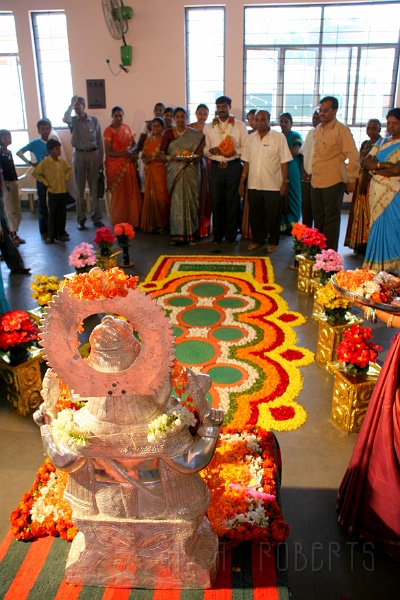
top-left (240, 174), bottom-right (247, 179)
top-left (377, 162), bottom-right (381, 169)
top-left (387, 314), bottom-right (395, 328)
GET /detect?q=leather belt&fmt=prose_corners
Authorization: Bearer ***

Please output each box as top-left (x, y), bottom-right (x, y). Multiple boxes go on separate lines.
top-left (75, 148), bottom-right (97, 152)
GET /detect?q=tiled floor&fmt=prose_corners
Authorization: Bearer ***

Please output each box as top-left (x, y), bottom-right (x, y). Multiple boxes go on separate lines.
top-left (0, 207), bottom-right (397, 599)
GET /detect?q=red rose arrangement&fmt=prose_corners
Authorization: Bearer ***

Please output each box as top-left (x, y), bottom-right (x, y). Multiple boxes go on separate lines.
top-left (0, 310), bottom-right (39, 352)
top-left (300, 227), bottom-right (327, 258)
top-left (94, 226), bottom-right (116, 256)
top-left (114, 222), bottom-right (135, 248)
top-left (336, 325), bottom-right (382, 375)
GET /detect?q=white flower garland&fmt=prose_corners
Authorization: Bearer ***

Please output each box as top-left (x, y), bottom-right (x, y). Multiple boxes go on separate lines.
top-left (30, 471), bottom-right (65, 524)
top-left (224, 496), bottom-right (269, 529)
top-left (51, 408), bottom-right (90, 452)
top-left (147, 405), bottom-right (196, 443)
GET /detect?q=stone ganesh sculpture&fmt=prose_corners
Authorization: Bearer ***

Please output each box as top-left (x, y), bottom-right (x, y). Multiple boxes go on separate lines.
top-left (34, 270), bottom-right (224, 589)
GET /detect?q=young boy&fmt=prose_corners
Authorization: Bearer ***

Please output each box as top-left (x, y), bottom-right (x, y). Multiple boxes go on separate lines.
top-left (32, 139), bottom-right (72, 244)
top-left (0, 129), bottom-right (25, 247)
top-left (17, 118), bottom-right (52, 239)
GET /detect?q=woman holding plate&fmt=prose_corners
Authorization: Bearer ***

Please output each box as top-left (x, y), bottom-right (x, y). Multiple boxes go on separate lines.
top-left (337, 301), bottom-right (400, 559)
top-left (362, 108), bottom-right (400, 274)
top-left (159, 107), bottom-right (204, 245)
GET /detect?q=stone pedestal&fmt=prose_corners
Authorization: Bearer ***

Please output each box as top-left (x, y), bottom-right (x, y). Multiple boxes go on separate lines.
top-left (0, 348), bottom-right (44, 416)
top-left (296, 255), bottom-right (320, 295)
top-left (97, 249), bottom-right (122, 271)
top-left (315, 313), bottom-right (363, 367)
top-left (328, 362), bottom-right (381, 434)
top-left (66, 516), bottom-right (218, 589)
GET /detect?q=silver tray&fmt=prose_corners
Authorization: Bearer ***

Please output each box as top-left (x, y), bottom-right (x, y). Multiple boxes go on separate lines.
top-left (331, 276), bottom-right (400, 313)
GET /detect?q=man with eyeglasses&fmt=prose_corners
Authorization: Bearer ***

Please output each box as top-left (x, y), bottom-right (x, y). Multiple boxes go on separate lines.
top-left (311, 96), bottom-right (359, 250)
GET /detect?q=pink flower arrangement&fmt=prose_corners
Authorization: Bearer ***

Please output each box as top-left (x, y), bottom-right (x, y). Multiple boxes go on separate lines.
top-left (313, 249), bottom-right (343, 283)
top-left (313, 249), bottom-right (343, 273)
top-left (68, 242), bottom-right (97, 273)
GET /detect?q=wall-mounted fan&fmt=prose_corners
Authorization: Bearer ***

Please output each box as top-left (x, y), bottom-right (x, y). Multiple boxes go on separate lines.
top-left (102, 0), bottom-right (134, 66)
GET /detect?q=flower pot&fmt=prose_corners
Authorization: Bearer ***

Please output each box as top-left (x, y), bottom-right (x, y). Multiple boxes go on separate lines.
top-left (119, 245), bottom-right (134, 268)
top-left (315, 313), bottom-right (363, 367)
top-left (297, 255), bottom-right (320, 295)
top-left (328, 361), bottom-right (381, 434)
top-left (9, 346), bottom-right (32, 366)
top-left (0, 347), bottom-right (44, 416)
top-left (96, 250), bottom-right (122, 271)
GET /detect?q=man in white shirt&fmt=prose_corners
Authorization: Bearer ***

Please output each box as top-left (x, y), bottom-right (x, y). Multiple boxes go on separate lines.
top-left (239, 110), bottom-right (292, 252)
top-left (204, 96), bottom-right (248, 245)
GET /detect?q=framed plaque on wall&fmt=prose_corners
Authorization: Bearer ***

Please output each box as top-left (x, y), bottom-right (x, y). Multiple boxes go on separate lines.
top-left (86, 79), bottom-right (106, 109)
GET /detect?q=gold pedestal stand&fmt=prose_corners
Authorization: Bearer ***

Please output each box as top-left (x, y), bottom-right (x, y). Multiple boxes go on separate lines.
top-left (28, 306), bottom-right (44, 327)
top-left (297, 255), bottom-right (320, 295)
top-left (310, 280), bottom-right (323, 320)
top-left (0, 348), bottom-right (44, 417)
top-left (96, 250), bottom-right (122, 271)
top-left (315, 313), bottom-right (363, 367)
top-left (328, 362), bottom-right (381, 434)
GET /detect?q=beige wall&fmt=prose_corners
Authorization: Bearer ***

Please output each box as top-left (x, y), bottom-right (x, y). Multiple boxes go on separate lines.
top-left (2, 0), bottom-right (399, 164)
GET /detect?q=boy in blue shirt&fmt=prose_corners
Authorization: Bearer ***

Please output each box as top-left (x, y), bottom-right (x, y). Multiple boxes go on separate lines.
top-left (17, 118), bottom-right (52, 238)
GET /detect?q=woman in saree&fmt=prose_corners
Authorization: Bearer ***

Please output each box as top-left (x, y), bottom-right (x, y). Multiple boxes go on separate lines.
top-left (190, 104), bottom-right (212, 238)
top-left (279, 112), bottom-right (302, 234)
top-left (337, 301), bottom-right (400, 559)
top-left (344, 119), bottom-right (381, 253)
top-left (362, 108), bottom-right (400, 274)
top-left (141, 117), bottom-right (170, 233)
top-left (103, 106), bottom-right (142, 227)
top-left (160, 107), bottom-right (204, 245)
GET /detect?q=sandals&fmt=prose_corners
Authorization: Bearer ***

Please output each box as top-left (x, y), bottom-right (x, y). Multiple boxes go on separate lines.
top-left (11, 233), bottom-right (26, 246)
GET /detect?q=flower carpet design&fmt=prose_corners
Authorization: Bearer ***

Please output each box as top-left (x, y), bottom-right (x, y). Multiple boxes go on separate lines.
top-left (142, 255), bottom-right (314, 432)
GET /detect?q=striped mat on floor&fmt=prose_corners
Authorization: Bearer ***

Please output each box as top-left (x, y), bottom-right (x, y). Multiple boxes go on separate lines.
top-left (0, 532), bottom-right (289, 600)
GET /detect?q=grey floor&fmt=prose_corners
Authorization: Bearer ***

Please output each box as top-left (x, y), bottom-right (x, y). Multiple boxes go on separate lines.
top-left (0, 205), bottom-right (398, 599)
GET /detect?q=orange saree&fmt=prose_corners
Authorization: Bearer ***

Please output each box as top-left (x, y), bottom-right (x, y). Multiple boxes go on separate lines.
top-left (141, 136), bottom-right (170, 233)
top-left (104, 123), bottom-right (142, 227)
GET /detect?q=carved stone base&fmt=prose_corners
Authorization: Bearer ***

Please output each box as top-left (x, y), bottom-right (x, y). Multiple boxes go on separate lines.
top-left (296, 255), bottom-right (320, 295)
top-left (65, 516), bottom-right (219, 589)
top-left (315, 313), bottom-right (363, 367)
top-left (328, 362), bottom-right (381, 434)
top-left (0, 348), bottom-right (44, 416)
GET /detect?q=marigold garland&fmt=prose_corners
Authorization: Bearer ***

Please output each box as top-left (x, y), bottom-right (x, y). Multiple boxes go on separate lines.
top-left (201, 426), bottom-right (290, 545)
top-left (9, 459), bottom-right (77, 542)
top-left (60, 267), bottom-right (138, 300)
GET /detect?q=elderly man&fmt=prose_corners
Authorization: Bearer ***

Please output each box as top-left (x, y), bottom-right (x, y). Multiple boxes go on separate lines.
top-left (204, 96), bottom-right (248, 245)
top-left (239, 110), bottom-right (292, 253)
top-left (63, 95), bottom-right (104, 230)
top-left (311, 96), bottom-right (359, 250)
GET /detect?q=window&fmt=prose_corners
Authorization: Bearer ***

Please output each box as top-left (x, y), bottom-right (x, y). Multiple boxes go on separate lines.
top-left (0, 12), bottom-right (28, 156)
top-left (185, 7), bottom-right (225, 122)
top-left (244, 3), bottom-right (400, 144)
top-left (31, 11), bottom-right (73, 128)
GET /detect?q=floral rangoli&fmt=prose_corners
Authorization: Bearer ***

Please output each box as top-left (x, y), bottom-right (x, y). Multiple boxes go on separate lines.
top-left (142, 255), bottom-right (314, 432)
